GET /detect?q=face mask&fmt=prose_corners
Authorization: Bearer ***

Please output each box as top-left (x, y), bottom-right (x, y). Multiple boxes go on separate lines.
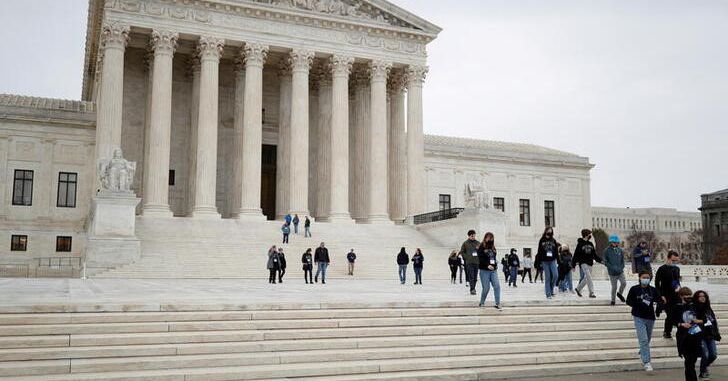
top-left (640, 278), bottom-right (650, 286)
top-left (684, 297), bottom-right (693, 303)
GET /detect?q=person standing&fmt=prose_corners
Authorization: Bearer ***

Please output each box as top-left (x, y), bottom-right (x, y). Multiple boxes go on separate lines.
top-left (459, 230), bottom-right (481, 295)
top-left (412, 248), bottom-right (424, 285)
top-left (603, 236), bottom-right (627, 306)
top-left (292, 214), bottom-right (300, 235)
top-left (533, 257), bottom-right (544, 283)
top-left (346, 249), bottom-right (357, 276)
top-left (626, 270), bottom-right (663, 373)
top-left (302, 248), bottom-right (313, 284)
top-left (656, 250), bottom-right (682, 339)
top-left (671, 287), bottom-right (703, 381)
top-left (573, 229), bottom-right (601, 299)
top-left (632, 240), bottom-right (653, 275)
top-left (507, 248), bottom-right (519, 288)
top-left (458, 252), bottom-right (466, 285)
top-left (281, 222), bottom-right (290, 244)
top-left (448, 251), bottom-right (460, 284)
top-left (277, 247), bottom-right (287, 283)
top-left (396, 247), bottom-right (409, 285)
top-left (304, 216), bottom-right (312, 238)
top-left (284, 213), bottom-right (292, 225)
top-left (557, 245), bottom-right (574, 293)
top-left (521, 252), bottom-right (533, 283)
top-left (314, 242), bottom-right (330, 284)
top-left (694, 290), bottom-right (720, 380)
top-left (477, 232), bottom-right (501, 309)
top-left (267, 247), bottom-right (281, 284)
top-left (500, 255), bottom-right (510, 285)
top-left (535, 227), bottom-right (561, 299)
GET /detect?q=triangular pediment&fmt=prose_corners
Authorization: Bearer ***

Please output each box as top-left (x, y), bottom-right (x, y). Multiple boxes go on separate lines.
top-left (245, 0), bottom-right (441, 34)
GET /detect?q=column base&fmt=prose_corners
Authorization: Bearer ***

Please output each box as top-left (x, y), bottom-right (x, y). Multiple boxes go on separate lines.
top-left (190, 206), bottom-right (221, 219)
top-left (235, 209), bottom-right (267, 221)
top-left (318, 213), bottom-right (356, 224)
top-left (140, 204), bottom-right (174, 218)
top-left (362, 215), bottom-right (395, 225)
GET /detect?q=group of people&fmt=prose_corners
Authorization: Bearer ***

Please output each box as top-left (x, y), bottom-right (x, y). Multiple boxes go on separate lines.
top-left (396, 248), bottom-right (425, 284)
top-left (267, 242), bottom-right (358, 284)
top-left (280, 214), bottom-right (312, 243)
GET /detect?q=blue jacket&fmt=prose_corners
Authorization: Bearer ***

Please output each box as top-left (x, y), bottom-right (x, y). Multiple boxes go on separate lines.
top-left (603, 246), bottom-right (625, 276)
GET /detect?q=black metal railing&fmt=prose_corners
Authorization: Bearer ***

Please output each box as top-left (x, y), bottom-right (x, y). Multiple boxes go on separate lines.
top-left (413, 208), bottom-right (465, 225)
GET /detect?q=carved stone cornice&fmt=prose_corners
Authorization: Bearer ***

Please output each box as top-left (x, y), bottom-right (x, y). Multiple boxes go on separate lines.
top-left (288, 49), bottom-right (315, 73)
top-left (369, 60), bottom-right (392, 82)
top-left (405, 65), bottom-right (428, 87)
top-left (196, 36), bottom-right (225, 61)
top-left (100, 21), bottom-right (130, 51)
top-left (329, 55), bottom-right (354, 78)
top-left (242, 42), bottom-right (269, 68)
top-left (149, 30), bottom-right (179, 56)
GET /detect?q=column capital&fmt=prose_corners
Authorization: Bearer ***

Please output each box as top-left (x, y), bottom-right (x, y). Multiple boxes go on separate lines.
top-left (369, 60), bottom-right (392, 82)
top-left (197, 36), bottom-right (224, 61)
top-left (406, 65), bottom-right (428, 87)
top-left (100, 22), bottom-right (130, 50)
top-left (288, 49), bottom-right (315, 73)
top-left (242, 42), bottom-right (269, 68)
top-left (233, 56), bottom-right (246, 76)
top-left (329, 55), bottom-right (354, 78)
top-left (143, 50), bottom-right (154, 73)
top-left (388, 69), bottom-right (407, 95)
top-left (186, 54), bottom-right (201, 78)
top-left (150, 30), bottom-right (179, 56)
top-left (277, 58), bottom-right (292, 78)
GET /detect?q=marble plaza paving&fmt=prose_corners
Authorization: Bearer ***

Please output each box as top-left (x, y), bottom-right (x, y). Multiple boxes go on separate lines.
top-left (507, 366), bottom-right (728, 381)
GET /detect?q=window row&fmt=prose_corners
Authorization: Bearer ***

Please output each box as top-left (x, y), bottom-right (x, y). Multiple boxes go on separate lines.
top-left (437, 194), bottom-right (555, 228)
top-left (12, 170), bottom-right (78, 207)
top-left (10, 235), bottom-right (73, 252)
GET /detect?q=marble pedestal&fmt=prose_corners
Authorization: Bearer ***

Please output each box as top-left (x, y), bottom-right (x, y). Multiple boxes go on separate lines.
top-left (85, 191), bottom-right (141, 270)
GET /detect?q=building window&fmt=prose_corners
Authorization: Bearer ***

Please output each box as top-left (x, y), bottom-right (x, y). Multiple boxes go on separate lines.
top-left (544, 200), bottom-right (556, 227)
top-left (168, 170), bottom-right (175, 186)
top-left (57, 172), bottom-right (78, 208)
top-left (56, 236), bottom-right (72, 252)
top-left (493, 197), bottom-right (505, 212)
top-left (519, 199), bottom-right (531, 226)
top-left (438, 194), bottom-right (451, 210)
top-left (12, 170), bottom-right (34, 206)
top-left (11, 235), bottom-right (28, 251)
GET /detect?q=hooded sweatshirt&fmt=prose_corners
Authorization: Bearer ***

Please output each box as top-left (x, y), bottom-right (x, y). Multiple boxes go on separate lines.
top-left (396, 251), bottom-right (410, 265)
top-left (459, 238), bottom-right (481, 266)
top-left (572, 238), bottom-right (601, 267)
top-left (603, 246), bottom-right (625, 276)
top-left (536, 237), bottom-right (560, 264)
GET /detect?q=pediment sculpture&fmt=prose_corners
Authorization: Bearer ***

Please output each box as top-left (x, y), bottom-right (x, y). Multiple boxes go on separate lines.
top-left (464, 180), bottom-right (489, 210)
top-left (267, 0), bottom-right (413, 28)
top-left (98, 148), bottom-right (136, 193)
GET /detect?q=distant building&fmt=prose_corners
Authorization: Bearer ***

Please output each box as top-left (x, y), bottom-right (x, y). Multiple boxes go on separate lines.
top-left (700, 188), bottom-right (728, 264)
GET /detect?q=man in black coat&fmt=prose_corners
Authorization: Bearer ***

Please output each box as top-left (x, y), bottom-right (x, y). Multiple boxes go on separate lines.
top-left (656, 250), bottom-right (682, 339)
top-left (314, 242), bottom-right (330, 284)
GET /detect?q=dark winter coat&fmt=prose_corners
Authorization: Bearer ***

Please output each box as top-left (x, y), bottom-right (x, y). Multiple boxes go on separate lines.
top-left (671, 301), bottom-right (704, 358)
top-left (695, 304), bottom-right (722, 342)
top-left (412, 253), bottom-right (424, 268)
top-left (535, 237), bottom-right (560, 266)
top-left (302, 252), bottom-right (313, 271)
top-left (267, 251), bottom-right (281, 270)
top-left (459, 239), bottom-right (481, 266)
top-left (397, 252), bottom-right (410, 265)
top-left (632, 246), bottom-right (653, 274)
top-left (572, 238), bottom-right (601, 267)
top-left (603, 246), bottom-right (625, 276)
top-left (477, 246), bottom-right (498, 271)
top-left (314, 247), bottom-right (330, 263)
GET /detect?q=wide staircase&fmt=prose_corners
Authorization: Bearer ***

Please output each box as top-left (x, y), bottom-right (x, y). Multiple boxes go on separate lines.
top-left (94, 218), bottom-right (455, 279)
top-left (0, 302), bottom-right (725, 380)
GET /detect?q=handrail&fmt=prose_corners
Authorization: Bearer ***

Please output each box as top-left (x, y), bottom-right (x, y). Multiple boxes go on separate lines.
top-left (413, 208), bottom-right (465, 225)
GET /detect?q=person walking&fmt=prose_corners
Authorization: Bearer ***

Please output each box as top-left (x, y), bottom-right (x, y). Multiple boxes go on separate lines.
top-left (412, 248), bottom-right (424, 285)
top-left (292, 214), bottom-right (300, 235)
top-left (535, 227), bottom-right (560, 299)
top-left (500, 255), bottom-right (510, 285)
top-left (304, 216), bottom-right (312, 238)
top-left (507, 248), bottom-right (519, 288)
top-left (458, 252), bottom-right (466, 285)
top-left (302, 248), bottom-right (313, 284)
top-left (281, 222), bottom-right (290, 244)
top-left (396, 247), bottom-right (409, 285)
top-left (656, 250), bottom-right (682, 339)
top-left (448, 251), bottom-right (460, 284)
top-left (573, 229), bottom-right (602, 299)
top-left (521, 252), bottom-right (533, 283)
top-left (314, 242), bottom-right (330, 284)
top-left (459, 230), bottom-right (481, 295)
top-left (632, 240), bottom-right (653, 275)
top-left (533, 257), bottom-right (544, 283)
top-left (694, 290), bottom-right (720, 380)
top-left (346, 249), bottom-right (357, 276)
top-left (626, 270), bottom-right (663, 373)
top-left (671, 287), bottom-right (703, 381)
top-left (277, 247), bottom-right (287, 283)
top-left (267, 247), bottom-right (281, 284)
top-left (477, 232), bottom-right (501, 309)
top-left (603, 236), bottom-right (627, 306)
top-left (284, 213), bottom-right (292, 225)
top-left (557, 245), bottom-right (574, 293)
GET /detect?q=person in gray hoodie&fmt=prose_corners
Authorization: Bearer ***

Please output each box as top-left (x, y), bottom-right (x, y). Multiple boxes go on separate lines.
top-left (603, 235), bottom-right (627, 306)
top-left (459, 229), bottom-right (481, 295)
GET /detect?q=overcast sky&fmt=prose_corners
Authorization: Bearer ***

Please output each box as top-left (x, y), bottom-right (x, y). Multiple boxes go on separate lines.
top-left (1, 0), bottom-right (726, 212)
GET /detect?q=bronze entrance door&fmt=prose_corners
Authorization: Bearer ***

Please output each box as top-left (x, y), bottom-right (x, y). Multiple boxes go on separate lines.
top-left (261, 145), bottom-right (277, 220)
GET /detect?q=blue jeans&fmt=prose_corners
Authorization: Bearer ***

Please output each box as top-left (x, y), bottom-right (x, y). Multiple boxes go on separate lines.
top-left (509, 267), bottom-right (518, 286)
top-left (398, 265), bottom-right (407, 284)
top-left (542, 261), bottom-right (558, 297)
top-left (560, 269), bottom-right (573, 291)
top-left (579, 266), bottom-right (585, 283)
top-left (315, 262), bottom-right (328, 282)
top-left (479, 269), bottom-right (501, 306)
top-left (701, 339), bottom-right (718, 373)
top-left (293, 223), bottom-right (299, 234)
top-left (633, 316), bottom-right (655, 364)
top-left (304, 226), bottom-right (311, 237)
top-left (414, 267), bottom-right (422, 284)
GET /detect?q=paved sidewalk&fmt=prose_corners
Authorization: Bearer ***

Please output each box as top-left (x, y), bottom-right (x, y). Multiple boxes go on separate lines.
top-left (512, 366), bottom-right (727, 380)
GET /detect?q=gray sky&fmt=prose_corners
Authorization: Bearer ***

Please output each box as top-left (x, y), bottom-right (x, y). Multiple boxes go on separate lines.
top-left (1, 0), bottom-right (726, 212)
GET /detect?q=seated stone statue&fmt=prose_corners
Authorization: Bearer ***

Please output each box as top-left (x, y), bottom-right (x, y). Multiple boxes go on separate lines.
top-left (465, 181), bottom-right (489, 210)
top-left (98, 148), bottom-right (136, 193)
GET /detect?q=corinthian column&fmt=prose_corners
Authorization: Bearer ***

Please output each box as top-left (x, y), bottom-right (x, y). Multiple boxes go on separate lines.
top-left (315, 67), bottom-right (332, 220)
top-left (142, 30), bottom-right (178, 217)
top-left (275, 61), bottom-right (292, 219)
top-left (388, 70), bottom-right (407, 223)
top-left (287, 49), bottom-right (314, 217)
top-left (186, 56), bottom-right (201, 216)
top-left (95, 22), bottom-right (129, 163)
top-left (191, 36), bottom-right (224, 219)
top-left (230, 58), bottom-right (245, 218)
top-left (326, 55), bottom-right (354, 222)
top-left (350, 67), bottom-right (370, 221)
top-left (406, 65), bottom-right (428, 218)
top-left (366, 60), bottom-right (392, 224)
top-left (238, 43), bottom-right (269, 219)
